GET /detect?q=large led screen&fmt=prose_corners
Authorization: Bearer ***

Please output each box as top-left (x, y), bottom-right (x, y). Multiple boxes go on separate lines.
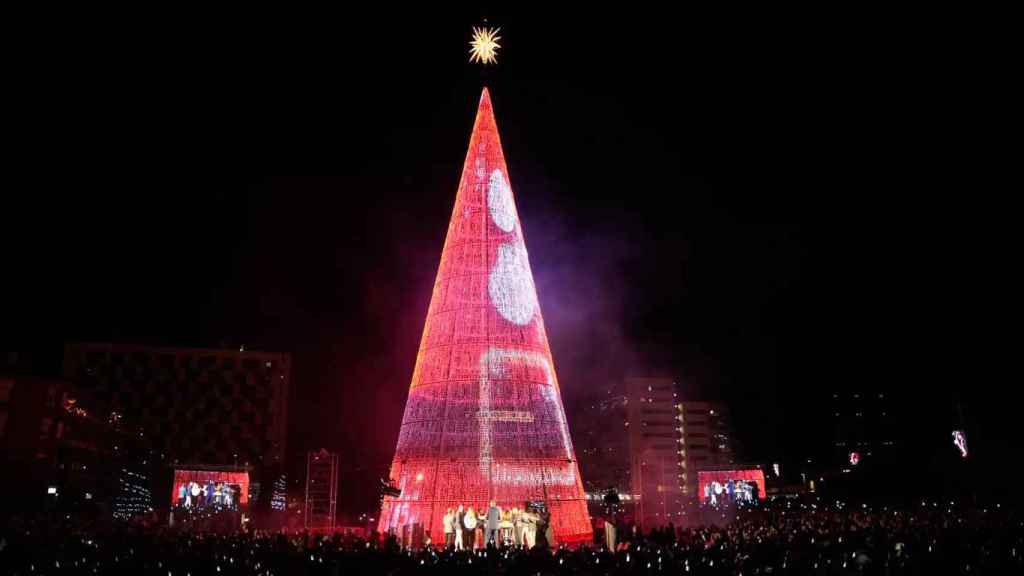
top-left (171, 469), bottom-right (250, 509)
top-left (697, 469), bottom-right (766, 505)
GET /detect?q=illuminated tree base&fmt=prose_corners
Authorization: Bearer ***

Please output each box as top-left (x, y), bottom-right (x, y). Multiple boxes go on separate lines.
top-left (380, 457), bottom-right (591, 544)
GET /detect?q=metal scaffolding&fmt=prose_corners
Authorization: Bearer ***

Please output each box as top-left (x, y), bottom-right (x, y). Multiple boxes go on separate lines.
top-left (305, 449), bottom-right (338, 531)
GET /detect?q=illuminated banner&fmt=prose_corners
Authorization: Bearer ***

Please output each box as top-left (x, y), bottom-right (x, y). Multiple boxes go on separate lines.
top-left (379, 89), bottom-right (591, 545)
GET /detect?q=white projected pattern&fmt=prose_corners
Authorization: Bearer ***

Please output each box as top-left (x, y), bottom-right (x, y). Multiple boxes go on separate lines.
top-left (488, 168), bottom-right (517, 232)
top-left (488, 243), bottom-right (538, 325)
top-left (477, 347), bottom-right (576, 485)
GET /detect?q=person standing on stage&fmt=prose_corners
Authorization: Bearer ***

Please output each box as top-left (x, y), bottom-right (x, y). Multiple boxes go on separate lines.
top-left (454, 505), bottom-right (466, 551)
top-left (486, 501), bottom-right (501, 546)
top-left (540, 509), bottom-right (553, 548)
top-left (500, 507), bottom-right (513, 544)
top-left (190, 481), bottom-right (202, 508)
top-left (511, 508), bottom-right (523, 546)
top-left (442, 508), bottom-right (455, 547)
top-left (464, 506), bottom-right (478, 549)
top-left (521, 508), bottom-right (538, 549)
top-left (475, 509), bottom-right (486, 549)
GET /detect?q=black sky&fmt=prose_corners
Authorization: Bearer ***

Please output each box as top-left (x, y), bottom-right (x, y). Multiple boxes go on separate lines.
top-left (3, 8), bottom-right (1014, 514)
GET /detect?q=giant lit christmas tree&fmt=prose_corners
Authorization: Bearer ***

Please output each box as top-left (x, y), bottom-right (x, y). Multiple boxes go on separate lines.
top-left (378, 88), bottom-right (592, 545)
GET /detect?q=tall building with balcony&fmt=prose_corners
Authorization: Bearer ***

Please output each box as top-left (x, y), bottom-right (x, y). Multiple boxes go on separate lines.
top-left (574, 379), bottom-right (739, 526)
top-left (678, 401), bottom-right (735, 496)
top-left (625, 377), bottom-right (686, 529)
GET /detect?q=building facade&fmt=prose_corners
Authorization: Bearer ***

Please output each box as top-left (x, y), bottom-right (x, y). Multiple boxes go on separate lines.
top-left (63, 343), bottom-right (290, 468)
top-left (678, 400), bottom-right (736, 496)
top-left (573, 379), bottom-right (746, 525)
top-left (0, 374), bottom-right (153, 516)
top-left (625, 377), bottom-right (686, 529)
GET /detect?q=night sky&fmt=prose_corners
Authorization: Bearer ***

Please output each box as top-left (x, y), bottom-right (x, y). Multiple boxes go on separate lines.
top-left (3, 8), bottom-right (1011, 514)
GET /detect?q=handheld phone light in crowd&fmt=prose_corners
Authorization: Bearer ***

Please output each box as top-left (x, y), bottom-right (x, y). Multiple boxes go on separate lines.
top-left (952, 430), bottom-right (968, 458)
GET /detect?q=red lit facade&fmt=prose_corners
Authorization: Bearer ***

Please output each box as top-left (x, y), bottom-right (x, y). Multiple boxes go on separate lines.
top-left (379, 88), bottom-right (591, 545)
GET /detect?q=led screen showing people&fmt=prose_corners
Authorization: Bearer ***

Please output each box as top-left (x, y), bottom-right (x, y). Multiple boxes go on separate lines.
top-left (171, 469), bottom-right (249, 511)
top-left (697, 469), bottom-right (766, 506)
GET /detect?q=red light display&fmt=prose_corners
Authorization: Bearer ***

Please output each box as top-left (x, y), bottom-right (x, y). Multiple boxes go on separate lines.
top-left (378, 88), bottom-right (592, 545)
top-left (696, 469), bottom-right (766, 505)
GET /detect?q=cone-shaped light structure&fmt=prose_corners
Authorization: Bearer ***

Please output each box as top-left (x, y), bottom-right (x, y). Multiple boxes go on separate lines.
top-left (379, 88), bottom-right (592, 545)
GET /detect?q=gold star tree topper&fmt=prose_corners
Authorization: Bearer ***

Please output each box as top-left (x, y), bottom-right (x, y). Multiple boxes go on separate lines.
top-left (469, 26), bottom-right (501, 65)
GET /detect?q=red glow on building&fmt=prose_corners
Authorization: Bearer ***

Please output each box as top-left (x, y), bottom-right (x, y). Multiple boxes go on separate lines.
top-left (378, 88), bottom-right (592, 545)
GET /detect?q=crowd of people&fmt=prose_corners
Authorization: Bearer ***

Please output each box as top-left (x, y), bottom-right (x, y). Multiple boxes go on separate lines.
top-left (440, 501), bottom-right (549, 550)
top-left (1, 500), bottom-right (1020, 575)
